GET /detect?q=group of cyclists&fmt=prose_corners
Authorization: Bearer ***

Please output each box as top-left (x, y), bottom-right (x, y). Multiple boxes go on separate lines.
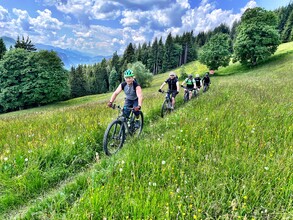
top-left (107, 69), bottom-right (211, 118)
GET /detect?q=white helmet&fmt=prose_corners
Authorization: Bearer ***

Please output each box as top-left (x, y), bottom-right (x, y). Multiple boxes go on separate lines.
top-left (196, 74), bottom-right (199, 77)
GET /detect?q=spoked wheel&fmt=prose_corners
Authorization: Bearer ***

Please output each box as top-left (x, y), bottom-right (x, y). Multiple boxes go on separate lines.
top-left (129, 112), bottom-right (144, 137)
top-left (184, 91), bottom-right (189, 102)
top-left (103, 120), bottom-right (125, 156)
top-left (161, 99), bottom-right (171, 118)
top-left (193, 89), bottom-right (198, 98)
top-left (203, 85), bottom-right (209, 92)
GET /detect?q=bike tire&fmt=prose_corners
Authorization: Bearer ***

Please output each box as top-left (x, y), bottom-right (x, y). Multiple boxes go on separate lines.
top-left (184, 92), bottom-right (189, 102)
top-left (129, 111), bottom-right (144, 137)
top-left (103, 120), bottom-right (125, 156)
top-left (161, 99), bottom-right (170, 118)
top-left (203, 85), bottom-right (207, 92)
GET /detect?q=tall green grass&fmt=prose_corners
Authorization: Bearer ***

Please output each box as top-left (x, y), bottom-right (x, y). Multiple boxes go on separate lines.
top-left (1, 42), bottom-right (292, 219)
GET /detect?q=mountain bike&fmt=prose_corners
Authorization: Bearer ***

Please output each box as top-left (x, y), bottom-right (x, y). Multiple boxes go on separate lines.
top-left (193, 87), bottom-right (200, 98)
top-left (182, 86), bottom-right (194, 102)
top-left (203, 83), bottom-right (210, 93)
top-left (160, 90), bottom-right (173, 118)
top-left (103, 104), bottom-right (144, 156)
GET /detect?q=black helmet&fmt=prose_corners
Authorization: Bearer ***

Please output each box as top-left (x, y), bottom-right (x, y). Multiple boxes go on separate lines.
top-left (205, 73), bottom-right (209, 76)
top-left (188, 74), bottom-right (193, 78)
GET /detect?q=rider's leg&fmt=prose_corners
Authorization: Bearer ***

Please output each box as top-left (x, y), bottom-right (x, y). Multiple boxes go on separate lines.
top-left (171, 97), bottom-right (175, 108)
top-left (123, 99), bottom-right (132, 117)
top-left (132, 99), bottom-right (140, 119)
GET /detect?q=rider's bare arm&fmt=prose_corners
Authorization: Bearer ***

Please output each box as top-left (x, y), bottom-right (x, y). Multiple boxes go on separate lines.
top-left (109, 84), bottom-right (122, 103)
top-left (136, 86), bottom-right (143, 106)
top-left (176, 82), bottom-right (180, 92)
top-left (160, 82), bottom-right (166, 90)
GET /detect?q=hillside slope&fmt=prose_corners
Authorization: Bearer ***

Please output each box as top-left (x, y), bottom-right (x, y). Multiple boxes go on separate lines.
top-left (1, 42), bottom-right (292, 219)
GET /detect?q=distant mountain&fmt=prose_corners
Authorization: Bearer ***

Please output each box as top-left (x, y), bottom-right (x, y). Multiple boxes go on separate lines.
top-left (1, 36), bottom-right (109, 69)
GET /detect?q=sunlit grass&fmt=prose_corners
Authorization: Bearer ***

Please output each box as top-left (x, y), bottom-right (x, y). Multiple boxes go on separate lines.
top-left (0, 42), bottom-right (292, 219)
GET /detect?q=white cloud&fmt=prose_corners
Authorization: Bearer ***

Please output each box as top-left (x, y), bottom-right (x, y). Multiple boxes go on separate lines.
top-left (241, 0), bottom-right (258, 13)
top-left (31, 9), bottom-right (63, 30)
top-left (1, 0), bottom-right (261, 56)
top-left (0, 6), bottom-right (9, 21)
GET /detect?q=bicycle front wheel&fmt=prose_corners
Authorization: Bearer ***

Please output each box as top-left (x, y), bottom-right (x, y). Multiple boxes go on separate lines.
top-left (161, 99), bottom-right (170, 118)
top-left (103, 120), bottom-right (125, 156)
top-left (184, 92), bottom-right (189, 102)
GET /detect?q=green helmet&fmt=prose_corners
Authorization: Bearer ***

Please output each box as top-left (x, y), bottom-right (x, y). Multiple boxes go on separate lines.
top-left (124, 69), bottom-right (134, 78)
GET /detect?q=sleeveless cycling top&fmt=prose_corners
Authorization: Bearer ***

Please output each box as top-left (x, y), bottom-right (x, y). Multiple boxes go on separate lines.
top-left (121, 81), bottom-right (140, 100)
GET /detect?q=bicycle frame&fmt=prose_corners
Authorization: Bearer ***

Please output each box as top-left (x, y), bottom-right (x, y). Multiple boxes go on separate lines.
top-left (182, 86), bottom-right (194, 101)
top-left (160, 90), bottom-right (172, 107)
top-left (113, 105), bottom-right (134, 135)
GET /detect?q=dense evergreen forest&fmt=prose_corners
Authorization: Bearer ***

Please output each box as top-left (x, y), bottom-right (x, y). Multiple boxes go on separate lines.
top-left (0, 4), bottom-right (292, 113)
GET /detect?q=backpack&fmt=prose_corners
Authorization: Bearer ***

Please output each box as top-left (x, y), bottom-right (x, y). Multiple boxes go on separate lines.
top-left (121, 81), bottom-right (139, 90)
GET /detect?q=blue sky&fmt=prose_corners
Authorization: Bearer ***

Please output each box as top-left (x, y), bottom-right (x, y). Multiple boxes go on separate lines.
top-left (0, 0), bottom-right (291, 56)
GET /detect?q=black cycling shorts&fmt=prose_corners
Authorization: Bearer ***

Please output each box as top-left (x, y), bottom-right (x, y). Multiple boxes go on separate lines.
top-left (168, 90), bottom-right (178, 98)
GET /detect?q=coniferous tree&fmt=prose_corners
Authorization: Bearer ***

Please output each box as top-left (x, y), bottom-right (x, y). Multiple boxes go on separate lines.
top-left (136, 43), bottom-right (143, 62)
top-left (110, 51), bottom-right (121, 78)
top-left (275, 2), bottom-right (293, 41)
top-left (70, 65), bottom-right (88, 98)
top-left (109, 67), bottom-right (121, 91)
top-left (140, 42), bottom-right (149, 69)
top-left (0, 38), bottom-right (7, 60)
top-left (230, 20), bottom-right (241, 41)
top-left (162, 32), bottom-right (178, 72)
top-left (213, 23), bottom-right (230, 35)
top-left (99, 58), bottom-right (109, 93)
top-left (157, 37), bottom-right (164, 74)
top-left (122, 43), bottom-right (135, 65)
top-left (195, 31), bottom-right (207, 47)
top-left (14, 36), bottom-right (37, 52)
top-left (282, 9), bottom-right (293, 42)
top-left (150, 37), bottom-right (159, 74)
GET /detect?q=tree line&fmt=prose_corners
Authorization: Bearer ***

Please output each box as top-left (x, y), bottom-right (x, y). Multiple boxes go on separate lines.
top-left (0, 4), bottom-right (292, 113)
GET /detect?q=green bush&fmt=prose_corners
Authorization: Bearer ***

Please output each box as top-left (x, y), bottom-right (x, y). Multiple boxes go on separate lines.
top-left (128, 61), bottom-right (153, 88)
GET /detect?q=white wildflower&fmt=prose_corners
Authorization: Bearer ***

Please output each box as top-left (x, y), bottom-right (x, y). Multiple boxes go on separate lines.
top-left (162, 160), bottom-right (166, 165)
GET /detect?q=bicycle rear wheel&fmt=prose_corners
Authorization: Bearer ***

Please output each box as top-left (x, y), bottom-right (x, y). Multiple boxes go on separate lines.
top-left (161, 99), bottom-right (170, 118)
top-left (103, 120), bottom-right (125, 156)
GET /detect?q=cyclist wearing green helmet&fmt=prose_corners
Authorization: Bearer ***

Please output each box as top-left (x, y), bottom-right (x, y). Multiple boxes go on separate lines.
top-left (108, 69), bottom-right (143, 127)
top-left (181, 74), bottom-right (196, 99)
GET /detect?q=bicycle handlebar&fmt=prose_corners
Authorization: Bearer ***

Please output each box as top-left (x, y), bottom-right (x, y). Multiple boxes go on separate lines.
top-left (181, 86), bottom-right (195, 91)
top-left (111, 104), bottom-right (134, 110)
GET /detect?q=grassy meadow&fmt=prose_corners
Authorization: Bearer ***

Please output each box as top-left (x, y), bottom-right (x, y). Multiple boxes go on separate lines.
top-left (0, 42), bottom-right (292, 219)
